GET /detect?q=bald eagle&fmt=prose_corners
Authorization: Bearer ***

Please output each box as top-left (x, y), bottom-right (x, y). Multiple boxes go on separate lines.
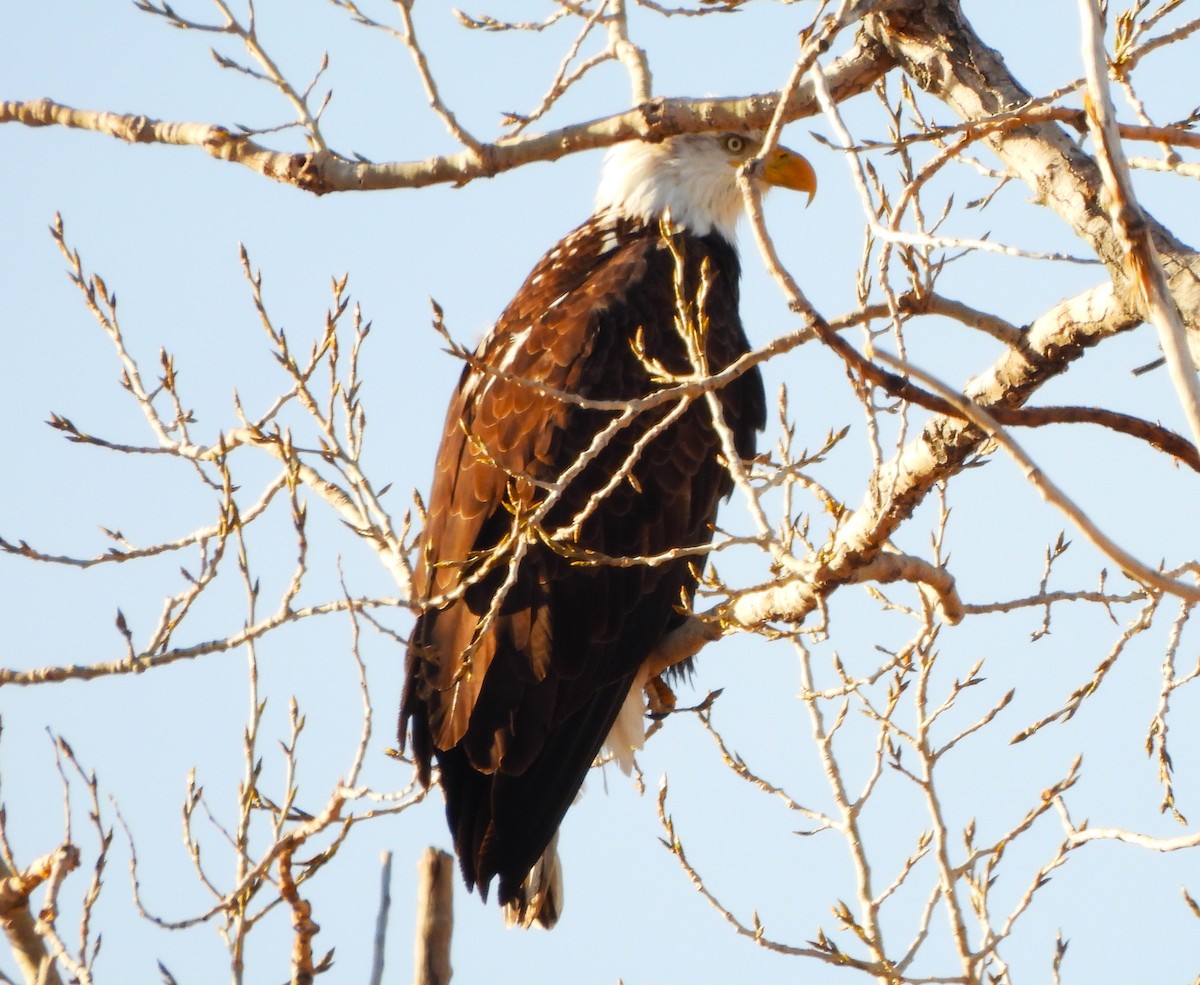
top-left (400, 130), bottom-right (816, 927)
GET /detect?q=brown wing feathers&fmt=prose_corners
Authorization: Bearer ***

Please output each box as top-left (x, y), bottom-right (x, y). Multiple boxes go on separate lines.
top-left (400, 215), bottom-right (766, 921)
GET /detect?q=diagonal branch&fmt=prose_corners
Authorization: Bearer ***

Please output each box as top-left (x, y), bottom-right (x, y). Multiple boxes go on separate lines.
top-left (864, 0), bottom-right (1200, 340)
top-left (0, 854), bottom-right (65, 985)
top-left (1076, 0), bottom-right (1200, 446)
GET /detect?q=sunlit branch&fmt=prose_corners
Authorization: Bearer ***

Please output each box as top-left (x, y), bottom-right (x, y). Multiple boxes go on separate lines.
top-left (1077, 0), bottom-right (1200, 449)
top-left (0, 595), bottom-right (399, 687)
top-left (0, 34), bottom-right (888, 194)
top-left (875, 350), bottom-right (1200, 604)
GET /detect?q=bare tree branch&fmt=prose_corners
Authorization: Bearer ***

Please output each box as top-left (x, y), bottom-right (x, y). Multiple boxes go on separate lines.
top-left (0, 33), bottom-right (888, 193)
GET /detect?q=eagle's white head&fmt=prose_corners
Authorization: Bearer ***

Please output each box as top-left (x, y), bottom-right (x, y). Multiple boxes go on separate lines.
top-left (594, 131), bottom-right (816, 242)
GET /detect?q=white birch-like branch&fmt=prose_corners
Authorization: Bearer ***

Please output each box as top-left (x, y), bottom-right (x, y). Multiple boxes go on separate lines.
top-left (0, 34), bottom-right (888, 193)
top-left (1076, 0), bottom-right (1200, 447)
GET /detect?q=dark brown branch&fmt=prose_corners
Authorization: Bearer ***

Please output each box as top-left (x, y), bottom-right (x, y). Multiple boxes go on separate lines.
top-left (278, 846), bottom-right (322, 985)
top-left (998, 403), bottom-right (1200, 472)
top-left (820, 325), bottom-right (1200, 473)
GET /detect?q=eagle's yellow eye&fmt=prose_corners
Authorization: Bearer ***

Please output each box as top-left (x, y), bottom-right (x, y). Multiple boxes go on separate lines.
top-left (722, 134), bottom-right (746, 155)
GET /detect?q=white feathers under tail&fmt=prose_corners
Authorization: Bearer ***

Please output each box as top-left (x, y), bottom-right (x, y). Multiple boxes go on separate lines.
top-left (603, 671), bottom-right (649, 775)
top-left (504, 676), bottom-right (647, 929)
top-left (504, 830), bottom-right (564, 930)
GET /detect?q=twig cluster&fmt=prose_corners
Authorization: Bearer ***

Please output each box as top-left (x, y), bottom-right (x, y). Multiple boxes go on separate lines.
top-left (5, 0), bottom-right (1200, 982)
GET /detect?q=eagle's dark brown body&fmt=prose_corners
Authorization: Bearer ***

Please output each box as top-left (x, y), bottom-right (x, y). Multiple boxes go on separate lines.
top-left (400, 213), bottom-right (765, 924)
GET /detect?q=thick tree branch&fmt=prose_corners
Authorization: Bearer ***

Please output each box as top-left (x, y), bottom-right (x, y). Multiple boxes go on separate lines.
top-left (1076, 0), bottom-right (1200, 445)
top-left (0, 32), bottom-right (889, 194)
top-left (650, 276), bottom-right (1140, 662)
top-left (0, 855), bottom-right (65, 985)
top-left (876, 349), bottom-right (1200, 603)
top-left (864, 0), bottom-right (1200, 336)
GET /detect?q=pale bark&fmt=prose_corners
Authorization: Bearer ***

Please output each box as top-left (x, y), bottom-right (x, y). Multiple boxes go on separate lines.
top-left (0, 855), bottom-right (64, 985)
top-left (864, 0), bottom-right (1200, 329)
top-left (0, 33), bottom-right (888, 194)
top-left (413, 849), bottom-right (453, 985)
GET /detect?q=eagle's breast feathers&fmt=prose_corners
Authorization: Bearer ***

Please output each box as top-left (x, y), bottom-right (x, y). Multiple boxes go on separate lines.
top-left (399, 131), bottom-right (813, 928)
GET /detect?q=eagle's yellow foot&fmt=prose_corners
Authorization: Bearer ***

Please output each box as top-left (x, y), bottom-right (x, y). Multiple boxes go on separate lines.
top-left (646, 675), bottom-right (678, 719)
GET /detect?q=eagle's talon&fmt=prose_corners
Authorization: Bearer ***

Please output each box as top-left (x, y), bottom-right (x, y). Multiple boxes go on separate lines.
top-left (399, 130), bottom-right (814, 928)
top-left (646, 675), bottom-right (678, 718)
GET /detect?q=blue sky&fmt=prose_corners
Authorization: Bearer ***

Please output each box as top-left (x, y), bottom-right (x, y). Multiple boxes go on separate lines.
top-left (3, 2), bottom-right (1200, 983)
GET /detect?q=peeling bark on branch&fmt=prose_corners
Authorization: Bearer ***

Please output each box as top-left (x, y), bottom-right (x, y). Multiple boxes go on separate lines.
top-left (0, 854), bottom-right (65, 985)
top-left (822, 283), bottom-right (1138, 580)
top-left (278, 846), bottom-right (322, 985)
top-left (865, 0), bottom-right (1200, 331)
top-left (651, 279), bottom-right (1139, 659)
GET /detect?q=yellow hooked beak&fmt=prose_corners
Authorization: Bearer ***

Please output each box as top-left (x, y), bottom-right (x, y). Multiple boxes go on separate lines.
top-left (759, 146), bottom-right (817, 204)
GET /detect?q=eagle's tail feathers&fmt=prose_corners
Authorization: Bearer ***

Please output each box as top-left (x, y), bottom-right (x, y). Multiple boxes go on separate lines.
top-left (503, 831), bottom-right (563, 930)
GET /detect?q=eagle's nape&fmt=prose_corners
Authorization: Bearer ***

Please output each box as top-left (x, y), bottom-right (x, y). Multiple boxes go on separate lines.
top-left (400, 130), bottom-right (815, 928)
